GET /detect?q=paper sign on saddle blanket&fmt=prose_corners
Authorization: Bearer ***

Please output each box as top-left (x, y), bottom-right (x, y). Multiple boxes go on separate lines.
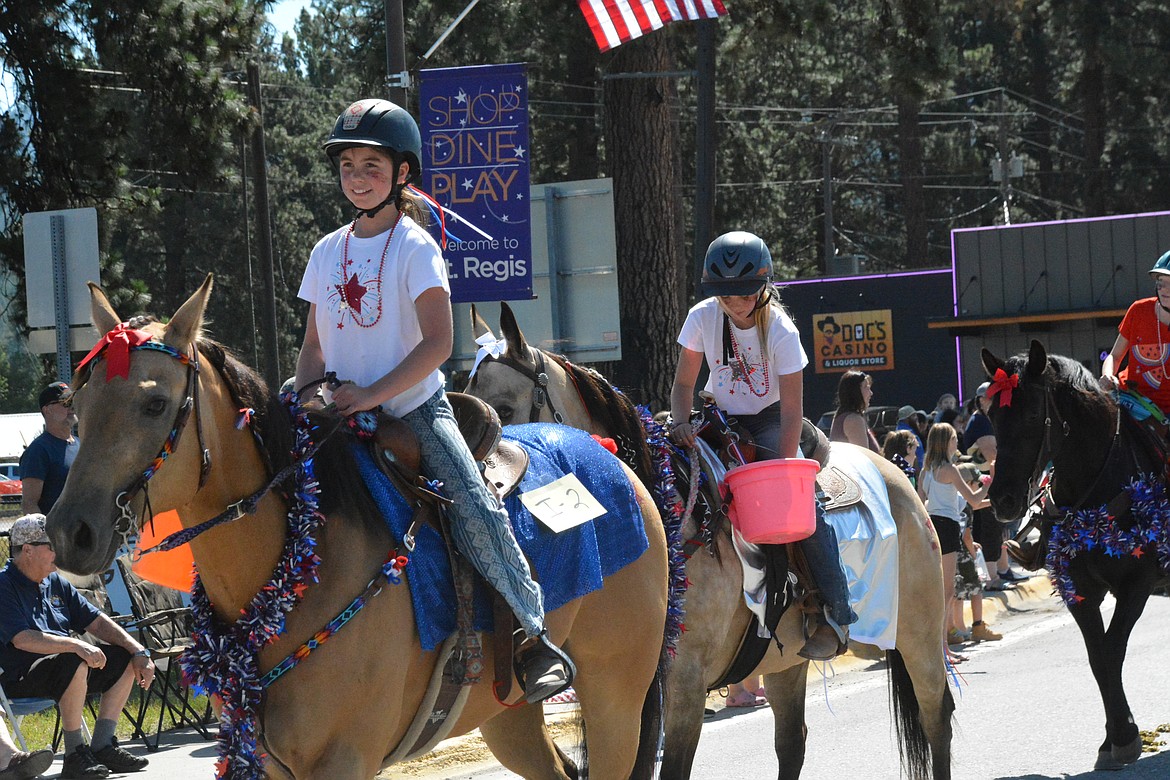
top-left (520, 473), bottom-right (607, 533)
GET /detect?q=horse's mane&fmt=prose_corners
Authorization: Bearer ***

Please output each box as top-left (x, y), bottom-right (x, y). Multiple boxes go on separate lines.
top-left (198, 339), bottom-right (382, 529)
top-left (543, 352), bottom-right (656, 484)
top-left (1003, 351), bottom-right (1106, 404)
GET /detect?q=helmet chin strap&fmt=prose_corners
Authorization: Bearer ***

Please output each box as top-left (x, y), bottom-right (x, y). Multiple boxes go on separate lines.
top-left (751, 287), bottom-right (773, 312)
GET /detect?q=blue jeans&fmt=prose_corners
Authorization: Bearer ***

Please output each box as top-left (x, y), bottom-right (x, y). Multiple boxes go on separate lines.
top-left (402, 389), bottom-right (546, 637)
top-left (735, 404), bottom-right (857, 627)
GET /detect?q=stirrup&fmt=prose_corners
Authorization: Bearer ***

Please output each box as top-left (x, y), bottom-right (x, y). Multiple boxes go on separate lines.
top-left (798, 607), bottom-right (848, 661)
top-left (514, 630), bottom-right (577, 704)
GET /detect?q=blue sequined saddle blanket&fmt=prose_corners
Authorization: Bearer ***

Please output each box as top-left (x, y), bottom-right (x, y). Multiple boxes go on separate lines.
top-left (353, 422), bottom-right (650, 650)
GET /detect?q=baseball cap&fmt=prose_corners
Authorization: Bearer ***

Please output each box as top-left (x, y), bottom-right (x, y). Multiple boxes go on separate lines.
top-left (897, 405), bottom-right (917, 421)
top-left (38, 381), bottom-right (72, 409)
top-left (976, 381), bottom-right (991, 397)
top-left (10, 514), bottom-right (50, 547)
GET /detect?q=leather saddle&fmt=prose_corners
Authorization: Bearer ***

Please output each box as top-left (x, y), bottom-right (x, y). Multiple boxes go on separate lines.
top-left (369, 392), bottom-right (529, 501)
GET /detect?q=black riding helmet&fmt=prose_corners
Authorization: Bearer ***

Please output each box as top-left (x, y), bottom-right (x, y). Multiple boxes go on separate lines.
top-left (701, 231), bottom-right (774, 297)
top-left (324, 99), bottom-right (423, 218)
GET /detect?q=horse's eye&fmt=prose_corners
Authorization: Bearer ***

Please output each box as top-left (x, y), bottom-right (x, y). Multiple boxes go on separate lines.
top-left (496, 405), bottom-right (515, 425)
top-left (144, 397), bottom-right (167, 417)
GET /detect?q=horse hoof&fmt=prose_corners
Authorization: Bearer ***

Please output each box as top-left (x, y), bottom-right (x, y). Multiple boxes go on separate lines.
top-left (1111, 735), bottom-right (1142, 765)
top-left (1094, 750), bottom-right (1124, 771)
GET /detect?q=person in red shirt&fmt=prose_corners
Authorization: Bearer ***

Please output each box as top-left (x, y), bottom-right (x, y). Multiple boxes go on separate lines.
top-left (1100, 250), bottom-right (1170, 417)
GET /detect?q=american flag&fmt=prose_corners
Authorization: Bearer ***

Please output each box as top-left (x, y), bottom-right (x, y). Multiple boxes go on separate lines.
top-left (578, 0), bottom-right (729, 52)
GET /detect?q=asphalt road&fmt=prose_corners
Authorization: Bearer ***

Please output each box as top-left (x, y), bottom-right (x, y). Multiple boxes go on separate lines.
top-left (439, 589), bottom-right (1170, 780)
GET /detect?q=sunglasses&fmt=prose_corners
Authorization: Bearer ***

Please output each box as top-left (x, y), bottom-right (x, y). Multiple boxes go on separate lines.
top-left (25, 541), bottom-right (53, 549)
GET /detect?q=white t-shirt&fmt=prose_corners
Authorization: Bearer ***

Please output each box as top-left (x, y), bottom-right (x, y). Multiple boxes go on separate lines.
top-left (677, 297), bottom-right (808, 416)
top-left (298, 215), bottom-right (449, 416)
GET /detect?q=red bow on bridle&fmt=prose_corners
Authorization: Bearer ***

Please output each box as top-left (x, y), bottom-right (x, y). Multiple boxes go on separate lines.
top-left (77, 323), bottom-right (154, 381)
top-left (986, 368), bottom-right (1019, 407)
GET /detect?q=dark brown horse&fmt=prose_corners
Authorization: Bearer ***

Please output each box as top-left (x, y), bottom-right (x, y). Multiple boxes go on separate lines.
top-left (982, 340), bottom-right (1170, 771)
top-left (46, 278), bottom-right (670, 779)
top-left (466, 303), bottom-right (955, 780)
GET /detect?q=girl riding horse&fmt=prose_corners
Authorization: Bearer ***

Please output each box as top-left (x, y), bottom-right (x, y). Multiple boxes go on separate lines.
top-left (668, 230), bottom-right (856, 660)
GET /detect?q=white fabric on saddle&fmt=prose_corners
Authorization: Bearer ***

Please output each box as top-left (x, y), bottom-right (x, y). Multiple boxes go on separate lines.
top-left (823, 444), bottom-right (900, 649)
top-left (699, 438), bottom-right (900, 648)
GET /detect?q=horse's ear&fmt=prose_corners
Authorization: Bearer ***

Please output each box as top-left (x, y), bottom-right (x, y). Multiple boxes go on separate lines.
top-left (980, 347), bottom-right (1005, 378)
top-left (89, 282), bottom-right (121, 335)
top-left (499, 301), bottom-right (529, 359)
top-left (1026, 339), bottom-right (1048, 378)
top-left (164, 274), bottom-right (214, 348)
top-left (470, 304), bottom-right (494, 341)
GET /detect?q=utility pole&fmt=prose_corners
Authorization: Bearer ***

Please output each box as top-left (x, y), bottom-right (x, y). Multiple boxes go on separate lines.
top-left (386, 0), bottom-right (408, 106)
top-left (997, 90), bottom-right (1011, 225)
top-left (821, 117), bottom-right (836, 274)
top-left (693, 20), bottom-right (717, 300)
top-left (246, 62), bottom-right (281, 389)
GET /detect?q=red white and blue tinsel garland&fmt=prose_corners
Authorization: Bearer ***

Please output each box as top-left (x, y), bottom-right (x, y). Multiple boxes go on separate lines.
top-left (180, 394), bottom-right (324, 779)
top-left (1048, 475), bottom-right (1170, 604)
top-left (638, 407), bottom-right (689, 657)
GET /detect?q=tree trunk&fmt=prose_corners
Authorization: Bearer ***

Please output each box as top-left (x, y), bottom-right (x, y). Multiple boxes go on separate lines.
top-left (601, 34), bottom-right (682, 410)
top-left (896, 94), bottom-right (928, 266)
top-left (1078, 5), bottom-right (1106, 217)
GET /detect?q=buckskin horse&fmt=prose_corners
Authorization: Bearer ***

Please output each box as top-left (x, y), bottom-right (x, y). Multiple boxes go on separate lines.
top-left (982, 340), bottom-right (1170, 771)
top-left (465, 303), bottom-right (955, 780)
top-left (46, 277), bottom-right (670, 780)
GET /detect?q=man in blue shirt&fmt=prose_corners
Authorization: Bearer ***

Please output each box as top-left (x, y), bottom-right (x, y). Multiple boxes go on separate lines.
top-left (19, 383), bottom-right (79, 515)
top-left (0, 516), bottom-right (153, 779)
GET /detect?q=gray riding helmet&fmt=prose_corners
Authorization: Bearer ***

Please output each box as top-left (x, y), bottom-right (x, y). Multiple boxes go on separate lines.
top-left (701, 231), bottom-right (774, 297)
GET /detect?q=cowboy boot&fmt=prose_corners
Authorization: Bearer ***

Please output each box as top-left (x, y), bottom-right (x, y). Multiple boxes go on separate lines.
top-left (515, 631), bottom-right (577, 704)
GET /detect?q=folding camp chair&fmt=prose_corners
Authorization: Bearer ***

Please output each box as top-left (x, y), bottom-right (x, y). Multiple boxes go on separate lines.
top-left (0, 672), bottom-right (57, 752)
top-left (0, 668), bottom-right (94, 752)
top-left (114, 555), bottom-right (212, 751)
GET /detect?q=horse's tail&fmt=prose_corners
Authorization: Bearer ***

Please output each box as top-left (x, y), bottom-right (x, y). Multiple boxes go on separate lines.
top-left (629, 661), bottom-right (664, 780)
top-left (887, 648), bottom-right (949, 780)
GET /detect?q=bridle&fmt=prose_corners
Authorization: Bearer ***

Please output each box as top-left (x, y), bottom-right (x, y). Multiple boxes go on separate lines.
top-left (83, 340), bottom-right (212, 548)
top-left (1019, 373), bottom-right (1121, 515)
top-left (486, 346), bottom-right (566, 424)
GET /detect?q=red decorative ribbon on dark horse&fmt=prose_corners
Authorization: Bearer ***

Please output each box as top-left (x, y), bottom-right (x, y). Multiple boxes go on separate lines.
top-left (986, 368), bottom-right (1020, 407)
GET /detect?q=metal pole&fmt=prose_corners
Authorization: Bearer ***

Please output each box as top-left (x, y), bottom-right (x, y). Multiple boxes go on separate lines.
top-left (693, 19), bottom-right (717, 301)
top-left (247, 62), bottom-right (281, 389)
top-left (386, 0), bottom-right (408, 106)
top-left (998, 90), bottom-right (1011, 225)
top-left (49, 215), bottom-right (71, 381)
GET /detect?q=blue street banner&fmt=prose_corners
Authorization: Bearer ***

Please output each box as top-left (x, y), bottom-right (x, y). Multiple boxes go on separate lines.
top-left (419, 63), bottom-right (533, 303)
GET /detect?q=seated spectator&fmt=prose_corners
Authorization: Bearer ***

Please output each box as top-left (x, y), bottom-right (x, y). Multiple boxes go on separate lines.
top-left (0, 515), bottom-right (153, 779)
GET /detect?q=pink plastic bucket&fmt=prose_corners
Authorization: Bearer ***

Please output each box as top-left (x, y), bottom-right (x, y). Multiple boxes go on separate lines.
top-left (724, 458), bottom-right (819, 545)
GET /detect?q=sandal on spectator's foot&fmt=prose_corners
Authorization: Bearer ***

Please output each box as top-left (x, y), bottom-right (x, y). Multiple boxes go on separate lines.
top-left (725, 691), bottom-right (767, 708)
